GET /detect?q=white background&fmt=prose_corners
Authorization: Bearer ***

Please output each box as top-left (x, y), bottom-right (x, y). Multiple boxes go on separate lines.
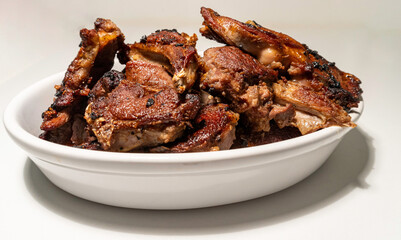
top-left (1, 0), bottom-right (401, 239)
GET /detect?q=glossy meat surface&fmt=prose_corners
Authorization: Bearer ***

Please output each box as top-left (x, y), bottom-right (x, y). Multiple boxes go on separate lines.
top-left (40, 18), bottom-right (125, 146)
top-left (200, 7), bottom-right (360, 134)
top-left (151, 104), bottom-right (239, 153)
top-left (39, 12), bottom-right (363, 152)
top-left (201, 46), bottom-right (277, 131)
top-left (273, 80), bottom-right (354, 134)
top-left (120, 29), bottom-right (199, 93)
top-left (200, 7), bottom-right (362, 109)
top-left (85, 70), bottom-right (200, 151)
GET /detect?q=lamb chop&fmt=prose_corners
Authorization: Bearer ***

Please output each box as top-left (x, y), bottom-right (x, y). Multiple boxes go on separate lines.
top-left (150, 103), bottom-right (239, 153)
top-left (199, 7), bottom-right (362, 107)
top-left (200, 46), bottom-right (277, 132)
top-left (118, 29), bottom-right (199, 93)
top-left (40, 18), bottom-right (125, 144)
top-left (85, 29), bottom-right (202, 151)
top-left (199, 7), bottom-right (361, 134)
top-left (85, 66), bottom-right (200, 151)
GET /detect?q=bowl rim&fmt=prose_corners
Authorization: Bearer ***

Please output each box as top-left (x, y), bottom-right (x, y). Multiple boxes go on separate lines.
top-left (4, 71), bottom-right (364, 166)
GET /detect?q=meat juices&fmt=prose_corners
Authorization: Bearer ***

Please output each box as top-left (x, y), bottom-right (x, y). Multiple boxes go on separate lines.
top-left (39, 8), bottom-right (362, 152)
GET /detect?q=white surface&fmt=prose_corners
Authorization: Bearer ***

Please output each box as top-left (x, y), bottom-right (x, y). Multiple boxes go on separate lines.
top-left (3, 71), bottom-right (362, 209)
top-left (1, 0), bottom-right (400, 239)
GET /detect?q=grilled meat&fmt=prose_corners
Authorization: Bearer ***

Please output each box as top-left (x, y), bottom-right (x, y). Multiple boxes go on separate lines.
top-left (151, 104), bottom-right (239, 152)
top-left (85, 68), bottom-right (201, 151)
top-left (125, 60), bottom-right (175, 91)
top-left (200, 7), bottom-right (361, 134)
top-left (200, 46), bottom-right (277, 131)
top-left (273, 80), bottom-right (354, 134)
top-left (200, 7), bottom-right (362, 109)
top-left (39, 12), bottom-right (363, 152)
top-left (84, 29), bottom-right (203, 151)
top-left (119, 29), bottom-right (199, 93)
top-left (40, 18), bottom-right (125, 144)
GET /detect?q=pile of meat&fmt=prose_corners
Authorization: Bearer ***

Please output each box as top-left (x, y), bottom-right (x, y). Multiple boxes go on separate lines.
top-left (39, 7), bottom-right (362, 152)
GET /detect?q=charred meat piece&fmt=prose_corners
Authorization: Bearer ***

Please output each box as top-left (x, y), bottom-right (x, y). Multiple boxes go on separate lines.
top-left (201, 46), bottom-right (277, 132)
top-left (119, 29), bottom-right (199, 93)
top-left (200, 7), bottom-right (362, 109)
top-left (40, 18), bottom-right (125, 145)
top-left (273, 80), bottom-right (355, 134)
top-left (85, 70), bottom-right (201, 151)
top-left (151, 104), bottom-right (239, 153)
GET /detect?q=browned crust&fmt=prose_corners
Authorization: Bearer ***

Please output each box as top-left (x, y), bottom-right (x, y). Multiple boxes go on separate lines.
top-left (41, 18), bottom-right (125, 132)
top-left (168, 104), bottom-right (239, 152)
top-left (121, 30), bottom-right (199, 93)
top-left (200, 7), bottom-right (362, 109)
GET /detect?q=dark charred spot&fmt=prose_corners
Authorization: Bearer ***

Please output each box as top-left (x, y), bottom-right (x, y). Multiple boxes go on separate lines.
top-left (155, 29), bottom-right (178, 33)
top-left (90, 112), bottom-right (98, 120)
top-left (320, 63), bottom-right (329, 71)
top-left (103, 70), bottom-right (123, 80)
top-left (328, 62), bottom-right (336, 66)
top-left (175, 43), bottom-right (184, 47)
top-left (312, 61), bottom-right (320, 68)
top-left (303, 45), bottom-right (312, 56)
top-left (328, 75), bottom-right (341, 88)
top-left (244, 22), bottom-right (257, 29)
top-left (303, 46), bottom-right (321, 59)
top-left (140, 35), bottom-right (148, 43)
top-left (54, 90), bottom-right (62, 97)
top-left (252, 20), bottom-right (262, 28)
top-left (207, 87), bottom-right (216, 94)
top-left (224, 106), bottom-right (229, 111)
top-left (146, 98), bottom-right (155, 108)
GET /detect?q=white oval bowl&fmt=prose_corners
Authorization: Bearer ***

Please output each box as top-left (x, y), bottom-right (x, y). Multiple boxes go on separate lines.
top-left (4, 72), bottom-right (363, 209)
